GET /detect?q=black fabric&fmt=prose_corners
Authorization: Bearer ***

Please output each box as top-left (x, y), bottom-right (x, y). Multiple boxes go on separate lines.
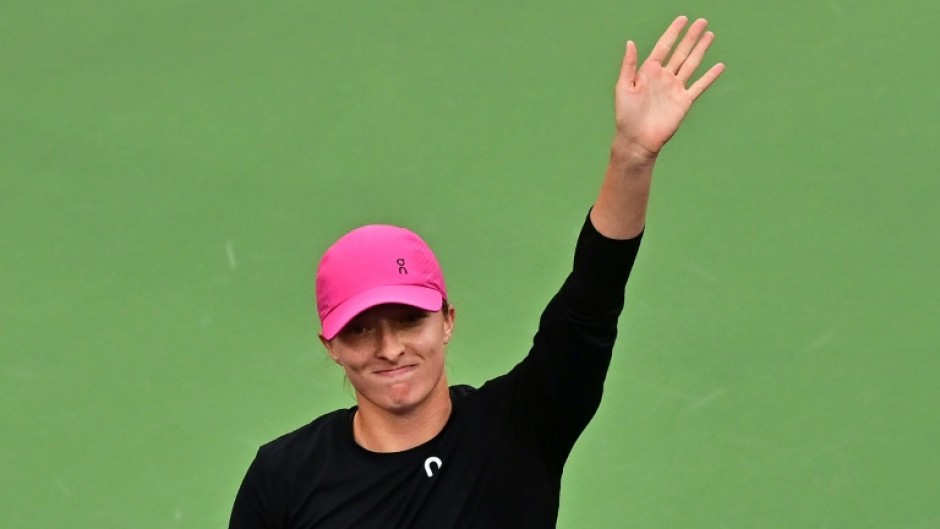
top-left (230, 214), bottom-right (643, 529)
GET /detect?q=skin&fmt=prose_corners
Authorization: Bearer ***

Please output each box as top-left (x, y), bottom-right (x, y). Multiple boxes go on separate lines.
top-left (321, 15), bottom-right (723, 453)
top-left (320, 304), bottom-right (455, 452)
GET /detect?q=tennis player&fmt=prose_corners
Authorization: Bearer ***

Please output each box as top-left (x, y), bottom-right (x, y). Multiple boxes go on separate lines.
top-left (230, 15), bottom-right (724, 528)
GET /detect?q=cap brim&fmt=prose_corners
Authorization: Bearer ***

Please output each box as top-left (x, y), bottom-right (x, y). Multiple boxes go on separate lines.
top-left (320, 285), bottom-right (443, 340)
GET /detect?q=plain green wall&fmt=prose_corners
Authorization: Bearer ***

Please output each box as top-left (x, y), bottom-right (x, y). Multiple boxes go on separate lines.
top-left (2, 1), bottom-right (938, 527)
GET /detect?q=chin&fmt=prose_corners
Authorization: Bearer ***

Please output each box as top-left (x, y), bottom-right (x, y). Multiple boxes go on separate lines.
top-left (383, 386), bottom-right (429, 413)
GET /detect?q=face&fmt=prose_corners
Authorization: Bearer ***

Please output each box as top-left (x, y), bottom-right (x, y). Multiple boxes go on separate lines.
top-left (320, 303), bottom-right (455, 415)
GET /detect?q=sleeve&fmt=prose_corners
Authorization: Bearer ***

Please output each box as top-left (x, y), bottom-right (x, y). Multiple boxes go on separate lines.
top-left (508, 210), bottom-right (642, 467)
top-left (229, 449), bottom-right (283, 529)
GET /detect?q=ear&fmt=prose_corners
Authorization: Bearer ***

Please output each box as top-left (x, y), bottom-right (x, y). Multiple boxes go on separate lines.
top-left (442, 305), bottom-right (456, 344)
top-left (319, 333), bottom-right (343, 365)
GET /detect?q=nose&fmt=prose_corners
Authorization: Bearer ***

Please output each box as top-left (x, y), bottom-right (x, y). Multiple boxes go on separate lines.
top-left (375, 326), bottom-right (405, 361)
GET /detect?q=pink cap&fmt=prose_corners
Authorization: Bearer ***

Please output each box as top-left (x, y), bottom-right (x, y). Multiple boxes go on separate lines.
top-left (316, 224), bottom-right (447, 340)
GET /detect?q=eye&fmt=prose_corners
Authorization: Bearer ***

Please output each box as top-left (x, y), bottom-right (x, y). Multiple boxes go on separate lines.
top-left (341, 322), bottom-right (372, 337)
top-left (398, 311), bottom-right (427, 325)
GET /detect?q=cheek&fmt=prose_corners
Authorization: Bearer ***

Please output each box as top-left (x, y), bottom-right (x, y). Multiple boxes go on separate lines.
top-left (331, 344), bottom-right (372, 374)
top-left (339, 355), bottom-right (370, 375)
top-left (423, 339), bottom-right (448, 366)
top-left (340, 362), bottom-right (374, 393)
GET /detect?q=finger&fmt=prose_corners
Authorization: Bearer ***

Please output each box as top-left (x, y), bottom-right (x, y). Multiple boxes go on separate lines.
top-left (688, 62), bottom-right (725, 101)
top-left (647, 15), bottom-right (688, 65)
top-left (618, 40), bottom-right (638, 87)
top-left (665, 18), bottom-right (708, 75)
top-left (677, 30), bottom-right (716, 84)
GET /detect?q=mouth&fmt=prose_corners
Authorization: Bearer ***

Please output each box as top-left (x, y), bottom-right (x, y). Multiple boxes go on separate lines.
top-left (374, 365), bottom-right (417, 378)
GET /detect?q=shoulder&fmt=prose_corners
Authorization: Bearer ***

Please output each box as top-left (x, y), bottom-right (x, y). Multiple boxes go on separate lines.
top-left (449, 376), bottom-right (519, 413)
top-left (256, 408), bottom-right (352, 467)
top-left (450, 382), bottom-right (513, 414)
top-left (449, 384), bottom-right (477, 400)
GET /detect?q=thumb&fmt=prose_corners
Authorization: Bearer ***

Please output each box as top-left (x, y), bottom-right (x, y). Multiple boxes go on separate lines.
top-left (618, 40), bottom-right (638, 88)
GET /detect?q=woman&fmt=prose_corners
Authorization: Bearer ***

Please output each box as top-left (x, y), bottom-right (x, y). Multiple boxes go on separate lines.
top-left (231, 15), bottom-right (724, 528)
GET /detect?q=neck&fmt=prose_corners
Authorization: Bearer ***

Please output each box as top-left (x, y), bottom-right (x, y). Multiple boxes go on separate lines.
top-left (352, 376), bottom-right (452, 453)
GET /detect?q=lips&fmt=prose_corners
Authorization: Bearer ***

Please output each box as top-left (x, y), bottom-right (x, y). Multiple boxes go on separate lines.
top-left (374, 365), bottom-right (417, 378)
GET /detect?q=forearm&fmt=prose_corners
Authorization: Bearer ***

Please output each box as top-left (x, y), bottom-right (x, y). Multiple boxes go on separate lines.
top-left (589, 135), bottom-right (657, 240)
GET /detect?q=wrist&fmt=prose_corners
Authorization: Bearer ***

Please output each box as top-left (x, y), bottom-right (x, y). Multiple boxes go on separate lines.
top-left (609, 134), bottom-right (658, 174)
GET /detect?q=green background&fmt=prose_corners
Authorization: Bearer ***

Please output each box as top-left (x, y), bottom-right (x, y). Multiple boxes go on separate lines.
top-left (2, 0), bottom-right (938, 527)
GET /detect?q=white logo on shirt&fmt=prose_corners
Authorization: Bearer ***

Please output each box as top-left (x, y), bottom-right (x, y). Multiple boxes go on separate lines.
top-left (424, 456), bottom-right (442, 477)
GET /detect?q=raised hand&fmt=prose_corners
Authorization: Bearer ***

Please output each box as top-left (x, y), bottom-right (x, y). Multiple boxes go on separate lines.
top-left (614, 16), bottom-right (725, 159)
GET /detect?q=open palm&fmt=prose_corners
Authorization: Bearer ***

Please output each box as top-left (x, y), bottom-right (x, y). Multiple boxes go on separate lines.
top-left (615, 16), bottom-right (725, 157)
